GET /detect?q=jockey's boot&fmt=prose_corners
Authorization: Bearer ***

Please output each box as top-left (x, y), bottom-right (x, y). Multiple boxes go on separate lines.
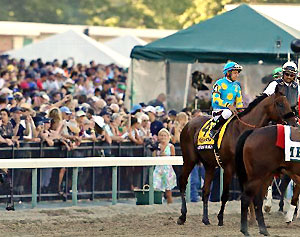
top-left (209, 116), bottom-right (227, 139)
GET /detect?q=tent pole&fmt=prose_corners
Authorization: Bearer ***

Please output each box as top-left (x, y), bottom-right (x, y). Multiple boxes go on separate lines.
top-left (130, 59), bottom-right (134, 109)
top-left (183, 64), bottom-right (192, 108)
top-left (165, 61), bottom-right (170, 110)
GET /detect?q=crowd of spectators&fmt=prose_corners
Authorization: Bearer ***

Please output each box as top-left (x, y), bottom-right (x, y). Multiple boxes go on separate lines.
top-left (0, 56), bottom-right (207, 197)
top-left (0, 56), bottom-right (204, 151)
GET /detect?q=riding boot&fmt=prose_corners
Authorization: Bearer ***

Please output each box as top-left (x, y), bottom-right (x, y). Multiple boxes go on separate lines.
top-left (209, 116), bottom-right (227, 139)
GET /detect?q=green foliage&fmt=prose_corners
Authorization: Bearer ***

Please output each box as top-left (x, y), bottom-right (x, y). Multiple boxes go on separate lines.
top-left (0, 0), bottom-right (299, 29)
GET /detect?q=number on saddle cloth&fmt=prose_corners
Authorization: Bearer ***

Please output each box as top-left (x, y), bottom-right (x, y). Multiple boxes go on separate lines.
top-left (197, 119), bottom-right (216, 150)
top-left (197, 117), bottom-right (233, 150)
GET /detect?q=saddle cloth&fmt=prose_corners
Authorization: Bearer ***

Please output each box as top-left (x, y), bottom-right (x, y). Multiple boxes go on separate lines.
top-left (197, 117), bottom-right (232, 150)
top-left (276, 124), bottom-right (300, 162)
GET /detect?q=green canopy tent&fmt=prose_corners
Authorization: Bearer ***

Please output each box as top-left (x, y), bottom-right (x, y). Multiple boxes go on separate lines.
top-left (131, 4), bottom-right (300, 64)
top-left (126, 4), bottom-right (300, 110)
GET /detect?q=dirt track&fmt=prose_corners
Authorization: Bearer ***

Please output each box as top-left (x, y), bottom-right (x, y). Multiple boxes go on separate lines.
top-left (0, 200), bottom-right (299, 236)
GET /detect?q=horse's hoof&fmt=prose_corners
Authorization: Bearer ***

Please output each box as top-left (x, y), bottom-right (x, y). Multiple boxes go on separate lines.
top-left (259, 229), bottom-right (270, 236)
top-left (177, 216), bottom-right (186, 225)
top-left (241, 230), bottom-right (250, 236)
top-left (264, 205), bottom-right (271, 213)
top-left (202, 218), bottom-right (210, 225)
top-left (217, 214), bottom-right (223, 226)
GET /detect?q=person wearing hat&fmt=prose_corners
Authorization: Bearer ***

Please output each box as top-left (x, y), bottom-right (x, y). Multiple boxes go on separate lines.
top-left (92, 115), bottom-right (112, 144)
top-left (168, 110), bottom-right (177, 122)
top-left (60, 106), bottom-right (75, 139)
top-left (99, 109), bottom-right (114, 144)
top-left (20, 103), bottom-right (38, 142)
top-left (138, 113), bottom-right (151, 139)
top-left (10, 106), bottom-right (30, 140)
top-left (130, 104), bottom-right (142, 115)
top-left (144, 105), bottom-right (164, 139)
top-left (264, 61), bottom-right (298, 114)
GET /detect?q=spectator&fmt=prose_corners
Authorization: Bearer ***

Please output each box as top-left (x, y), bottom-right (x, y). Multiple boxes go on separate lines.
top-left (144, 105), bottom-right (164, 140)
top-left (127, 117), bottom-right (143, 145)
top-left (10, 107), bottom-right (30, 140)
top-left (171, 112), bottom-right (188, 144)
top-left (0, 109), bottom-right (17, 146)
top-left (110, 113), bottom-right (124, 142)
top-left (138, 113), bottom-right (151, 139)
top-left (153, 128), bottom-right (176, 204)
top-left (148, 93), bottom-right (166, 110)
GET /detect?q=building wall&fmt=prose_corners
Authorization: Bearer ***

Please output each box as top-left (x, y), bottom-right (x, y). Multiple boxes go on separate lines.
top-left (0, 36), bottom-right (13, 53)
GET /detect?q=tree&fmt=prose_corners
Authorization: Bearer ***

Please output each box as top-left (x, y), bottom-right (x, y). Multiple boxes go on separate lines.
top-left (0, 0), bottom-right (299, 29)
top-left (178, 0), bottom-right (300, 29)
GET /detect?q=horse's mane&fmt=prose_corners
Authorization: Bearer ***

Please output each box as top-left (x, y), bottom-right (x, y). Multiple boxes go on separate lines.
top-left (237, 93), bottom-right (268, 117)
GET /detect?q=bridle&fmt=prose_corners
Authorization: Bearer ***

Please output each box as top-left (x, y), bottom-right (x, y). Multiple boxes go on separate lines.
top-left (234, 95), bottom-right (295, 128)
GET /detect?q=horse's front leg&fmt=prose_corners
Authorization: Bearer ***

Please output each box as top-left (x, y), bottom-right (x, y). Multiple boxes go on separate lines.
top-left (217, 166), bottom-right (233, 226)
top-left (177, 161), bottom-right (195, 225)
top-left (202, 167), bottom-right (215, 225)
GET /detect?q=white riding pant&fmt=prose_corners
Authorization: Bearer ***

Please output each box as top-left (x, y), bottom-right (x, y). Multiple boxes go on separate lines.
top-left (212, 109), bottom-right (233, 121)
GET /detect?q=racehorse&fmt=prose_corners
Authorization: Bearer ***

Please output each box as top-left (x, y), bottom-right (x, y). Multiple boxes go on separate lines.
top-left (235, 125), bottom-right (300, 236)
top-left (177, 85), bottom-right (297, 226)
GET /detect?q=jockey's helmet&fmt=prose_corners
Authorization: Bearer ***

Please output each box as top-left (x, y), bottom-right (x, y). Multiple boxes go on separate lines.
top-left (272, 67), bottom-right (282, 79)
top-left (223, 62), bottom-right (243, 75)
top-left (282, 61), bottom-right (298, 75)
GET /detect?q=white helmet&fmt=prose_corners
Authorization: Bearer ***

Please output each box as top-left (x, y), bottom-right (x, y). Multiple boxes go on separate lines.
top-left (282, 61), bottom-right (298, 74)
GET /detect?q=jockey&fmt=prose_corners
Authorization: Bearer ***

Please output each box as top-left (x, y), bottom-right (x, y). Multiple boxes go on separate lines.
top-left (272, 67), bottom-right (282, 79)
top-left (263, 61), bottom-right (298, 214)
top-left (209, 62), bottom-right (243, 139)
top-left (263, 61), bottom-right (298, 113)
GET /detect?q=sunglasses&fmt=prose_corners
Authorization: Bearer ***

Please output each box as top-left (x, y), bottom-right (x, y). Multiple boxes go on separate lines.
top-left (285, 72), bottom-right (296, 78)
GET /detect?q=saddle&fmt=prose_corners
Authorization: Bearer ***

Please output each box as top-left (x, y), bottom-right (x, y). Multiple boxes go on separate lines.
top-left (197, 117), bottom-right (232, 150)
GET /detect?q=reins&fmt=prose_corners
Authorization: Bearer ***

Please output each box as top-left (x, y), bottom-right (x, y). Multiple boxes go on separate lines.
top-left (234, 95), bottom-right (294, 129)
top-left (234, 113), bottom-right (257, 128)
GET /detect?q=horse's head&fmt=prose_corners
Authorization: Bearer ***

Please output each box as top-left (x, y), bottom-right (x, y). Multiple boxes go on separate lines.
top-left (266, 84), bottom-right (297, 126)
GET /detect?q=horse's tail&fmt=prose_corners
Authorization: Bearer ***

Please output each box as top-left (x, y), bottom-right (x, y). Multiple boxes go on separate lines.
top-left (235, 130), bottom-right (254, 191)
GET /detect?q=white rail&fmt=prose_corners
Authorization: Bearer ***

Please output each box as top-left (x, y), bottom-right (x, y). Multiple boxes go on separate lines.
top-left (0, 156), bottom-right (183, 168)
top-left (0, 156), bottom-right (187, 208)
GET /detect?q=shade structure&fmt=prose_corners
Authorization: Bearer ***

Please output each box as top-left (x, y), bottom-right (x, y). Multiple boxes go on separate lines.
top-left (131, 4), bottom-right (300, 64)
top-left (5, 30), bottom-right (130, 67)
top-left (105, 35), bottom-right (147, 58)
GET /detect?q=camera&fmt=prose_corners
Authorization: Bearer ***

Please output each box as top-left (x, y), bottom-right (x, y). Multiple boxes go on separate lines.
top-left (144, 138), bottom-right (160, 152)
top-left (191, 71), bottom-right (212, 91)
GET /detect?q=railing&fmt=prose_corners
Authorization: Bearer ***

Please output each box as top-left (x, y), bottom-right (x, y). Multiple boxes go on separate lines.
top-left (1, 156), bottom-right (184, 208)
top-left (0, 141), bottom-right (241, 205)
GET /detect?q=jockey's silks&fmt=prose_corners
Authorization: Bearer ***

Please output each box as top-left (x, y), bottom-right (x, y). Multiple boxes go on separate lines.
top-left (211, 77), bottom-right (243, 110)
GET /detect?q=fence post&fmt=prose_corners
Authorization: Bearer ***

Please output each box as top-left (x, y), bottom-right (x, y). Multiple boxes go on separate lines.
top-left (112, 166), bottom-right (117, 205)
top-left (32, 168), bottom-right (38, 208)
top-left (149, 166), bottom-right (154, 205)
top-left (186, 175), bottom-right (191, 203)
top-left (72, 167), bottom-right (78, 205)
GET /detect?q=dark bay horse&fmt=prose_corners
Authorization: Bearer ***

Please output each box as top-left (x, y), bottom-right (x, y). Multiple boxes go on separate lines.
top-left (177, 85), bottom-right (297, 226)
top-left (235, 125), bottom-right (300, 236)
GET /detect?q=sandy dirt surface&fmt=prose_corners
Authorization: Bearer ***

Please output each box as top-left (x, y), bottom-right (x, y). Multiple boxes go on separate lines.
top-left (0, 199), bottom-right (299, 236)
